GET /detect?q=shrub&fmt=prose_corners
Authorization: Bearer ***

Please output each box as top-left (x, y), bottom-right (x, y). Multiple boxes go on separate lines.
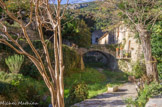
top-left (132, 61), bottom-right (146, 78)
top-left (67, 82), bottom-right (88, 105)
top-left (0, 72), bottom-right (50, 106)
top-left (125, 82), bottom-right (162, 107)
top-left (151, 21), bottom-right (162, 80)
top-left (5, 54), bottom-right (24, 74)
top-left (62, 45), bottom-right (81, 76)
top-left (5, 0), bottom-right (30, 13)
top-left (20, 58), bottom-right (41, 80)
top-left (22, 42), bottom-right (81, 78)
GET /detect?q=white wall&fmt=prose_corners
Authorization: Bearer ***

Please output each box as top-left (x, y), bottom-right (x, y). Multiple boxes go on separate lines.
top-left (98, 34), bottom-right (109, 44)
top-left (115, 24), bottom-right (142, 62)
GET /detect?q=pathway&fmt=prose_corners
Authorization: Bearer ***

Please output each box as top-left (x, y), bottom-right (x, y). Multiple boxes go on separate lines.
top-left (73, 83), bottom-right (137, 107)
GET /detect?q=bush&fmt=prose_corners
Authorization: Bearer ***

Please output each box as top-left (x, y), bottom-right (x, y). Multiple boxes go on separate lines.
top-left (5, 0), bottom-right (30, 13)
top-left (132, 61), bottom-right (146, 79)
top-left (0, 72), bottom-right (50, 106)
top-left (151, 21), bottom-right (162, 80)
top-left (62, 45), bottom-right (81, 76)
top-left (20, 57), bottom-right (41, 80)
top-left (22, 42), bottom-right (81, 78)
top-left (67, 82), bottom-right (88, 105)
top-left (5, 54), bottom-right (24, 74)
top-left (125, 82), bottom-right (162, 107)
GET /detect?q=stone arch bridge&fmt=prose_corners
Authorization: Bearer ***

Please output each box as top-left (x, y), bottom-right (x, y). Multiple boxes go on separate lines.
top-left (76, 44), bottom-right (118, 70)
top-left (77, 44), bottom-right (116, 57)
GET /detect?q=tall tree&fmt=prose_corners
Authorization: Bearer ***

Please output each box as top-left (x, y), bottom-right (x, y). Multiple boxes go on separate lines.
top-left (62, 16), bottom-right (91, 48)
top-left (0, 0), bottom-right (68, 106)
top-left (103, 0), bottom-right (161, 82)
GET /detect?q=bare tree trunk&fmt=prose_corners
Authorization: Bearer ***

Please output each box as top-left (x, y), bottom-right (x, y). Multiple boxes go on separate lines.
top-left (0, 0), bottom-right (67, 107)
top-left (137, 24), bottom-right (159, 82)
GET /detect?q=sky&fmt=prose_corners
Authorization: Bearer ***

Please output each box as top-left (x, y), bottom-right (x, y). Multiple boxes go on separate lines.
top-left (60, 0), bottom-right (95, 4)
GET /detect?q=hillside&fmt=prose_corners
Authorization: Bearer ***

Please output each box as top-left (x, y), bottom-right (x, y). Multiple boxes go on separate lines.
top-left (66, 1), bottom-right (111, 30)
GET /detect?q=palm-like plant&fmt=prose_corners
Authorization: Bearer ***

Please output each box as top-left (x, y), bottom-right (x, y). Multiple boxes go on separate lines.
top-left (5, 54), bottom-right (24, 74)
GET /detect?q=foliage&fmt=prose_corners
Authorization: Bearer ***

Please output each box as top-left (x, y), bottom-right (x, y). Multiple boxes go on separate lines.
top-left (64, 68), bottom-right (128, 106)
top-left (21, 41), bottom-right (81, 78)
top-left (132, 61), bottom-right (146, 79)
top-left (0, 43), bottom-right (15, 71)
top-left (67, 82), bottom-right (88, 105)
top-left (103, 70), bottom-right (128, 82)
top-left (78, 2), bottom-right (113, 30)
top-left (62, 45), bottom-right (81, 76)
top-left (64, 68), bottom-right (107, 106)
top-left (62, 15), bottom-right (91, 48)
top-left (84, 61), bottom-right (106, 68)
top-left (151, 21), bottom-right (162, 80)
top-left (0, 71), bottom-right (50, 106)
top-left (5, 0), bottom-right (30, 13)
top-left (64, 68), bottom-right (107, 88)
top-left (1, 40), bottom-right (81, 79)
top-left (5, 54), bottom-right (24, 74)
top-left (20, 58), bottom-right (42, 80)
top-left (125, 82), bottom-right (162, 107)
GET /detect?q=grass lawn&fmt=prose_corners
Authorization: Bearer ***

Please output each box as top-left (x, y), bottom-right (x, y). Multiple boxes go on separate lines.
top-left (0, 68), bottom-right (128, 106)
top-left (64, 68), bottom-right (128, 105)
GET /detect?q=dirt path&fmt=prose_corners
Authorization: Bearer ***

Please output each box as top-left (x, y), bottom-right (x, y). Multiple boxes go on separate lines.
top-left (73, 83), bottom-right (137, 107)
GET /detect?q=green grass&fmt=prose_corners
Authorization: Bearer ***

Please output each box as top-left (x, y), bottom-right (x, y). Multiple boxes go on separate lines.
top-left (64, 68), bottom-right (108, 99)
top-left (64, 68), bottom-right (107, 88)
top-left (0, 68), bottom-right (129, 106)
top-left (65, 83), bottom-right (108, 99)
top-left (88, 83), bottom-right (107, 98)
top-left (64, 68), bottom-right (129, 105)
top-left (103, 70), bottom-right (128, 82)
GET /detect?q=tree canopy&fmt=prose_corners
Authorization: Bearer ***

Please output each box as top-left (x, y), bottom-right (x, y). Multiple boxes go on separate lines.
top-left (62, 14), bottom-right (91, 48)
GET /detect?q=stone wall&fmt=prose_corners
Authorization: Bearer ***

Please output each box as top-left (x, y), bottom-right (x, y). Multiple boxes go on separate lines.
top-left (118, 60), bottom-right (133, 72)
top-left (115, 23), bottom-right (143, 62)
top-left (83, 51), bottom-right (118, 70)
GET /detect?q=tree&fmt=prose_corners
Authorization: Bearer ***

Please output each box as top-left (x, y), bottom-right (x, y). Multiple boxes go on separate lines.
top-left (62, 15), bottom-right (91, 48)
top-left (0, 0), bottom-right (68, 106)
top-left (103, 0), bottom-right (161, 82)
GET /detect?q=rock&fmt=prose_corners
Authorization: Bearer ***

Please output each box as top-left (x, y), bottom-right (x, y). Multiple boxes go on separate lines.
top-left (107, 86), bottom-right (118, 92)
top-left (145, 98), bottom-right (162, 107)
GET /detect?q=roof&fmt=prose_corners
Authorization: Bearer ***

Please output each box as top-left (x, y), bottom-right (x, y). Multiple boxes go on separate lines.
top-left (92, 30), bottom-right (106, 38)
top-left (98, 33), bottom-right (109, 41)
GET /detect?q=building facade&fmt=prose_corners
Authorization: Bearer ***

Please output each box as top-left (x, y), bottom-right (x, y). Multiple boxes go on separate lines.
top-left (91, 23), bottom-right (142, 62)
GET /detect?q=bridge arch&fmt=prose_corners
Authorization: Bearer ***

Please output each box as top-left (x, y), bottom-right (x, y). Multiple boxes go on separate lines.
top-left (82, 50), bottom-right (118, 70)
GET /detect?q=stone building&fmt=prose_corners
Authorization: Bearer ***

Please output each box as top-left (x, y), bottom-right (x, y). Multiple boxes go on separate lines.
top-left (114, 24), bottom-right (142, 62)
top-left (98, 32), bottom-right (116, 44)
top-left (91, 23), bottom-right (143, 72)
top-left (91, 30), bottom-right (106, 44)
top-left (92, 30), bottom-right (115, 44)
top-left (92, 23), bottom-right (142, 62)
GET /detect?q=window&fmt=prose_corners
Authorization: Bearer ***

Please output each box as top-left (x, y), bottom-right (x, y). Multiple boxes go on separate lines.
top-left (95, 38), bottom-right (98, 43)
